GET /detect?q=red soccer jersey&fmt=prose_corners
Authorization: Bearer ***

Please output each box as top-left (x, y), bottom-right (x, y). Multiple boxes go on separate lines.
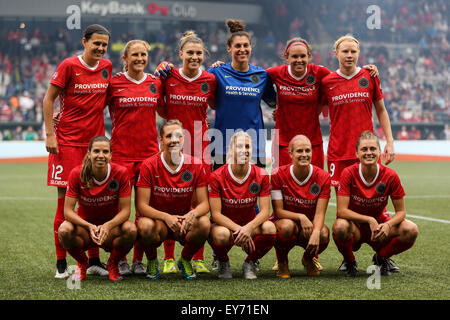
top-left (208, 164), bottom-right (270, 226)
top-left (337, 163), bottom-right (405, 220)
top-left (107, 72), bottom-right (162, 161)
top-left (321, 68), bottom-right (383, 161)
top-left (163, 68), bottom-right (216, 160)
top-left (267, 63), bottom-right (330, 146)
top-left (50, 56), bottom-right (112, 147)
top-left (270, 164), bottom-right (331, 220)
top-left (136, 153), bottom-right (208, 216)
top-left (66, 163), bottom-right (131, 224)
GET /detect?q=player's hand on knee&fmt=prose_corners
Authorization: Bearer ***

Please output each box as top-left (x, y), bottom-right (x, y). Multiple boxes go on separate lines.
top-left (306, 230), bottom-right (320, 255)
top-left (299, 215), bottom-right (313, 239)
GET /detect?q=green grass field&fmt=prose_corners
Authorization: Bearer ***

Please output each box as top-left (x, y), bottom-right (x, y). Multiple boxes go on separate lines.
top-left (0, 162), bottom-right (449, 300)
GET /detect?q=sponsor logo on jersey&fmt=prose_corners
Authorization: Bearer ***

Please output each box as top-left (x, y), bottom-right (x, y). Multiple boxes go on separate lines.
top-left (200, 81), bottom-right (210, 93)
top-left (305, 74), bottom-right (315, 85)
top-left (169, 94), bottom-right (207, 102)
top-left (249, 182), bottom-right (261, 194)
top-left (310, 183), bottom-right (321, 195)
top-left (108, 179), bottom-right (119, 191)
top-left (376, 182), bottom-right (386, 195)
top-left (250, 74), bottom-right (260, 84)
top-left (101, 68), bottom-right (109, 80)
top-left (182, 170), bottom-right (193, 183)
top-left (119, 96), bottom-right (157, 103)
top-left (74, 83), bottom-right (109, 89)
top-left (331, 91), bottom-right (369, 102)
top-left (149, 83), bottom-right (157, 94)
top-left (359, 77), bottom-right (369, 88)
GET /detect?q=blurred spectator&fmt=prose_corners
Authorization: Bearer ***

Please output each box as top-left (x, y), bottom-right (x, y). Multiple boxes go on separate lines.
top-left (409, 125), bottom-right (422, 140)
top-left (13, 125), bottom-right (23, 140)
top-left (0, 99), bottom-right (11, 122)
top-left (397, 125), bottom-right (409, 140)
top-left (18, 91), bottom-right (35, 121)
top-left (444, 124), bottom-right (450, 140)
top-left (24, 125), bottom-right (38, 141)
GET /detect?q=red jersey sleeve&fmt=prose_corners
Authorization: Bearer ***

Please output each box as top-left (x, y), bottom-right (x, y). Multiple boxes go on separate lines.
top-left (117, 166), bottom-right (132, 198)
top-left (319, 174), bottom-right (332, 199)
top-left (337, 167), bottom-right (352, 197)
top-left (260, 170), bottom-right (271, 197)
top-left (270, 169), bottom-right (281, 192)
top-left (372, 76), bottom-right (383, 101)
top-left (208, 173), bottom-right (221, 198)
top-left (195, 165), bottom-right (208, 188)
top-left (50, 59), bottom-right (71, 89)
top-left (388, 171), bottom-right (405, 200)
top-left (66, 167), bottom-right (80, 198)
top-left (136, 160), bottom-right (153, 189)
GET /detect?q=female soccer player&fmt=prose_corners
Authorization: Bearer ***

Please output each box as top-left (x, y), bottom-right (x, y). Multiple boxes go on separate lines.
top-left (43, 24), bottom-right (112, 278)
top-left (106, 39), bottom-right (163, 276)
top-left (271, 135), bottom-right (331, 278)
top-left (157, 30), bottom-right (216, 275)
top-left (58, 136), bottom-right (137, 282)
top-left (135, 120), bottom-right (210, 280)
top-left (332, 131), bottom-right (418, 277)
top-left (208, 19), bottom-right (277, 170)
top-left (208, 131), bottom-right (276, 279)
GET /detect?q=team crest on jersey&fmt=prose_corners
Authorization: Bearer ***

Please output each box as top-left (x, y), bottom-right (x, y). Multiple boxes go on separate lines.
top-left (305, 74), bottom-right (315, 85)
top-left (249, 182), bottom-right (261, 194)
top-left (149, 83), bottom-right (157, 94)
top-left (376, 182), bottom-right (386, 194)
top-left (200, 81), bottom-right (210, 93)
top-left (250, 74), bottom-right (260, 84)
top-left (310, 183), bottom-right (321, 195)
top-left (101, 68), bottom-right (109, 80)
top-left (108, 179), bottom-right (119, 191)
top-left (359, 77), bottom-right (369, 88)
top-left (181, 170), bottom-right (193, 183)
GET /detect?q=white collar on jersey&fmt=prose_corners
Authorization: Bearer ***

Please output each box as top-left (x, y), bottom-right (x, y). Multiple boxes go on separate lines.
top-left (178, 68), bottom-right (202, 82)
top-left (336, 67), bottom-right (361, 80)
top-left (359, 163), bottom-right (380, 187)
top-left (124, 71), bottom-right (147, 85)
top-left (228, 164), bottom-right (252, 184)
top-left (77, 55), bottom-right (100, 71)
top-left (93, 163), bottom-right (111, 185)
top-left (161, 152), bottom-right (184, 174)
top-left (288, 65), bottom-right (308, 81)
top-left (290, 164), bottom-right (313, 186)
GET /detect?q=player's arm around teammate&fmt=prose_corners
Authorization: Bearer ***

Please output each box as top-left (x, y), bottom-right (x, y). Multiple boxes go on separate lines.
top-left (135, 120), bottom-right (210, 280)
top-left (271, 135), bottom-right (331, 278)
top-left (58, 136), bottom-right (137, 282)
top-left (332, 131), bottom-right (418, 277)
top-left (208, 131), bottom-right (276, 279)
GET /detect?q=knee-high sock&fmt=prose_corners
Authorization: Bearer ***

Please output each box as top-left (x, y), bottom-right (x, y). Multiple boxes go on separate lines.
top-left (378, 237), bottom-right (415, 259)
top-left (245, 233), bottom-right (277, 263)
top-left (333, 234), bottom-right (355, 263)
top-left (132, 240), bottom-right (145, 263)
top-left (163, 239), bottom-right (176, 260)
top-left (192, 245), bottom-right (205, 260)
top-left (54, 198), bottom-right (66, 260)
top-left (67, 239), bottom-right (88, 265)
top-left (274, 232), bottom-right (296, 263)
top-left (210, 240), bottom-right (233, 262)
top-left (141, 241), bottom-right (161, 261)
top-left (181, 238), bottom-right (205, 261)
top-left (109, 238), bottom-right (132, 265)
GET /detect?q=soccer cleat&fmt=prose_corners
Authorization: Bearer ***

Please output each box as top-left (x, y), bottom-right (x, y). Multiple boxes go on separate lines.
top-left (345, 260), bottom-right (359, 277)
top-left (313, 257), bottom-right (324, 271)
top-left (177, 258), bottom-right (197, 280)
top-left (272, 260), bottom-right (279, 271)
top-left (373, 253), bottom-right (392, 276)
top-left (55, 259), bottom-right (69, 279)
top-left (372, 254), bottom-right (400, 273)
top-left (86, 262), bottom-right (109, 276)
top-left (211, 254), bottom-right (219, 271)
top-left (338, 260), bottom-right (348, 272)
top-left (163, 258), bottom-right (178, 274)
top-left (118, 260), bottom-right (132, 276)
top-left (302, 257), bottom-right (320, 276)
top-left (217, 261), bottom-right (232, 279)
top-left (131, 260), bottom-right (147, 275)
top-left (276, 261), bottom-right (291, 279)
top-left (242, 261), bottom-right (258, 279)
top-left (254, 259), bottom-right (260, 272)
top-left (72, 262), bottom-right (88, 281)
top-left (192, 259), bottom-right (210, 273)
top-left (107, 262), bottom-right (123, 281)
top-left (145, 258), bottom-right (160, 280)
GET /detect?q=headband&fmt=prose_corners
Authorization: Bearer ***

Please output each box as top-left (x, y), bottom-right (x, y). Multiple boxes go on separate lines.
top-left (285, 41), bottom-right (309, 54)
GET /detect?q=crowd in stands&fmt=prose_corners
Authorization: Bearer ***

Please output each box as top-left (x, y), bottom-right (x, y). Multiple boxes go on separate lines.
top-left (0, 0), bottom-right (448, 140)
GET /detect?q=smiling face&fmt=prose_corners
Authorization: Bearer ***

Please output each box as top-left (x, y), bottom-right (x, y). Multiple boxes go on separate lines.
top-left (227, 35), bottom-right (252, 65)
top-left (233, 134), bottom-right (252, 165)
top-left (285, 44), bottom-right (310, 77)
top-left (180, 42), bottom-right (204, 73)
top-left (123, 42), bottom-right (148, 74)
top-left (88, 141), bottom-right (111, 170)
top-left (160, 124), bottom-right (184, 154)
top-left (334, 40), bottom-right (360, 71)
top-left (82, 33), bottom-right (109, 62)
top-left (289, 136), bottom-right (312, 168)
top-left (356, 138), bottom-right (381, 166)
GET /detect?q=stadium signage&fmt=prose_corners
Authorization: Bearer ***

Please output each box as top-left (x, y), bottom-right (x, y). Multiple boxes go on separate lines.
top-left (81, 1), bottom-right (146, 16)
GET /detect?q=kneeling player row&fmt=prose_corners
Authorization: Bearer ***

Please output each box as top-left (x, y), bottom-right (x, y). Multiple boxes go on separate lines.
top-left (59, 123), bottom-right (418, 281)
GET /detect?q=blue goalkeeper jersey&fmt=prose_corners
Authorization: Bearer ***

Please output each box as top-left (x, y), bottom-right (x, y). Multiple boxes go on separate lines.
top-left (207, 63), bottom-right (276, 158)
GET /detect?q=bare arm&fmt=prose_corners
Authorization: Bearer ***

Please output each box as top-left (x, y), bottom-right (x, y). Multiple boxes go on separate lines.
top-left (43, 84), bottom-right (63, 154)
top-left (374, 99), bottom-right (395, 165)
top-left (337, 195), bottom-right (379, 239)
top-left (180, 186), bottom-right (210, 235)
top-left (209, 197), bottom-right (242, 232)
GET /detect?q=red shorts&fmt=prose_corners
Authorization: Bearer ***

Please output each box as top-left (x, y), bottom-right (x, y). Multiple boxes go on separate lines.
top-left (47, 145), bottom-right (87, 187)
top-left (353, 211), bottom-right (391, 252)
top-left (272, 142), bottom-right (324, 170)
top-left (327, 159), bottom-right (359, 188)
top-left (113, 160), bottom-right (143, 186)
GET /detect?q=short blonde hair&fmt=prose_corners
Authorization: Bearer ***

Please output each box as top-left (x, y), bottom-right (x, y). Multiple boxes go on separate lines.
top-left (121, 40), bottom-right (151, 71)
top-left (334, 35), bottom-right (360, 51)
top-left (226, 130), bottom-right (252, 164)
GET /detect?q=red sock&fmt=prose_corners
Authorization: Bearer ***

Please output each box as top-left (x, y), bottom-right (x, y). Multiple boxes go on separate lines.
top-left (163, 239), bottom-right (176, 260)
top-left (132, 240), bottom-right (145, 263)
top-left (210, 240), bottom-right (233, 262)
top-left (108, 239), bottom-right (131, 264)
top-left (87, 247), bottom-right (100, 259)
top-left (274, 232), bottom-right (296, 263)
top-left (181, 238), bottom-right (204, 261)
top-left (192, 245), bottom-right (205, 260)
top-left (245, 233), bottom-right (277, 263)
top-left (67, 239), bottom-right (88, 265)
top-left (378, 237), bottom-right (415, 259)
top-left (54, 198), bottom-right (66, 260)
top-left (142, 241), bottom-right (161, 261)
top-left (333, 234), bottom-right (355, 263)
